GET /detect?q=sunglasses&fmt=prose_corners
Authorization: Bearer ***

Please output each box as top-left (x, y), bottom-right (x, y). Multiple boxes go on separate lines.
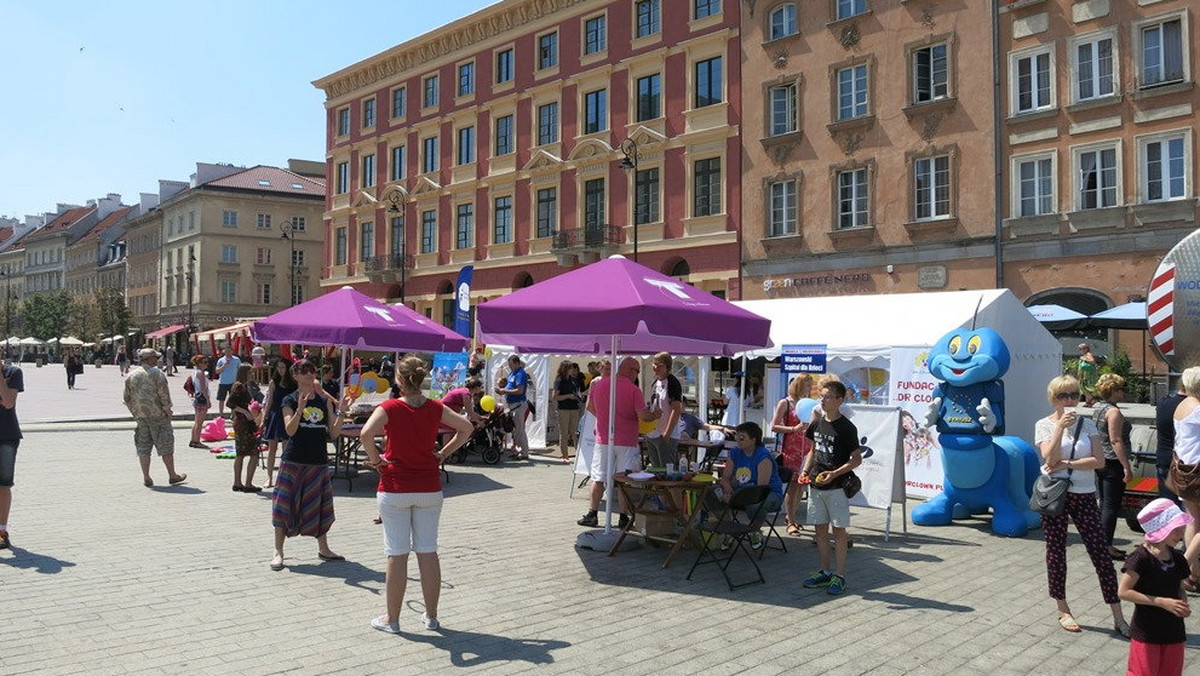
top-left (1055, 391), bottom-right (1081, 401)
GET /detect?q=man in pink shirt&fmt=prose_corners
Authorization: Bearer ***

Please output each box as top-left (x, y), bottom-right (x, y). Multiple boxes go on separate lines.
top-left (577, 357), bottom-right (658, 529)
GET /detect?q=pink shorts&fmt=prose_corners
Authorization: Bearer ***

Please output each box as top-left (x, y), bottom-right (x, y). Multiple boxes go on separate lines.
top-left (1127, 639), bottom-right (1184, 676)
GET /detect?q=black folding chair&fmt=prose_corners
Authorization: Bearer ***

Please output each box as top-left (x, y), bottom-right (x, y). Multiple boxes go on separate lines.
top-left (687, 485), bottom-right (770, 590)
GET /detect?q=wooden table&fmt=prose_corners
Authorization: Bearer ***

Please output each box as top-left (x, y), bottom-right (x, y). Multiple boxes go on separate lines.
top-left (608, 474), bottom-right (713, 568)
top-left (332, 424), bottom-right (368, 492)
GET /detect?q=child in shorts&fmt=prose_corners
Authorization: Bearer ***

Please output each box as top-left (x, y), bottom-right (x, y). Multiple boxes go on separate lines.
top-left (800, 381), bottom-right (861, 595)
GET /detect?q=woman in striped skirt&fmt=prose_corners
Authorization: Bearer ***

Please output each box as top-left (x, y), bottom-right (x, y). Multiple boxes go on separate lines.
top-left (270, 359), bottom-right (349, 571)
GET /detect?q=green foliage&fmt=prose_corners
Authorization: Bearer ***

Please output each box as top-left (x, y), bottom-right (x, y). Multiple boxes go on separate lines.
top-left (95, 287), bottom-right (132, 340)
top-left (1062, 344), bottom-right (1151, 403)
top-left (20, 292), bottom-right (73, 341)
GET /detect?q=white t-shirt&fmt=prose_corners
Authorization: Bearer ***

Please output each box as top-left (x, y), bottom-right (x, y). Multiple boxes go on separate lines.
top-left (1034, 415), bottom-right (1099, 494)
top-left (1175, 406), bottom-right (1200, 465)
top-left (721, 386), bottom-right (742, 427)
top-left (649, 377), bottom-right (683, 439)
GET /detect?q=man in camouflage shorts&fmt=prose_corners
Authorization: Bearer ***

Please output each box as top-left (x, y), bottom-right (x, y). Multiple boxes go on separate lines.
top-left (123, 348), bottom-right (187, 488)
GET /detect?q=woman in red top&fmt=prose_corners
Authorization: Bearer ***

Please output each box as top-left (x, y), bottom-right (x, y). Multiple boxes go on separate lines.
top-left (361, 356), bottom-right (473, 634)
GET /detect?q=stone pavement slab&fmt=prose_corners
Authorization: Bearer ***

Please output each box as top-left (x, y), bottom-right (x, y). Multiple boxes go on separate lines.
top-left (1, 428), bottom-right (1197, 674)
top-left (13, 361), bottom-right (204, 424)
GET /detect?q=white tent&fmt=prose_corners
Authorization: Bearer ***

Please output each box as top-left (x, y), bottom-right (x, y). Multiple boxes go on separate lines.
top-left (58, 336), bottom-right (85, 346)
top-left (734, 289), bottom-right (1063, 444)
top-left (19, 337), bottom-right (45, 346)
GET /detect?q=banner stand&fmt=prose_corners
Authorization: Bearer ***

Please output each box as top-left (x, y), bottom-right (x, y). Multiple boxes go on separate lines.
top-left (845, 404), bottom-right (907, 541)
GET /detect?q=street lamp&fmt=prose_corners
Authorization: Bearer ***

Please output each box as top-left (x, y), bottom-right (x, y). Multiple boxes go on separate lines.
top-left (185, 252), bottom-right (195, 354)
top-left (0, 271), bottom-right (11, 359)
top-left (280, 220), bottom-right (297, 306)
top-left (385, 189), bottom-right (408, 305)
top-left (618, 137), bottom-right (640, 262)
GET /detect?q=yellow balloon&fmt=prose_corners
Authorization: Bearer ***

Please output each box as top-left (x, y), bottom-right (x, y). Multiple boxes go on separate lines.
top-left (868, 369), bottom-right (889, 386)
top-left (346, 384), bottom-right (363, 400)
top-left (376, 377), bottom-right (389, 394)
top-left (480, 394), bottom-right (497, 412)
top-left (639, 418), bottom-right (658, 435)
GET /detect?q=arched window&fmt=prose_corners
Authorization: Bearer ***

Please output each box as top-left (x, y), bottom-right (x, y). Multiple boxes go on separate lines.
top-left (669, 259), bottom-right (691, 278)
top-left (769, 4), bottom-right (797, 41)
top-left (513, 272), bottom-right (534, 289)
top-left (1026, 287), bottom-right (1111, 343)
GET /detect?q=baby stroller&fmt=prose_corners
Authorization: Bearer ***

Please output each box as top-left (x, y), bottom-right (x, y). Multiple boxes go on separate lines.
top-left (444, 408), bottom-right (513, 465)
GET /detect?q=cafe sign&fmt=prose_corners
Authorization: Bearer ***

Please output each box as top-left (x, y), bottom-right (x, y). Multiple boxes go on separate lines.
top-left (763, 272), bottom-right (871, 292)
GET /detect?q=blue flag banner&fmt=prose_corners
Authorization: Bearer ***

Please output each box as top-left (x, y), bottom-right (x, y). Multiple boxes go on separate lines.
top-left (454, 265), bottom-right (474, 338)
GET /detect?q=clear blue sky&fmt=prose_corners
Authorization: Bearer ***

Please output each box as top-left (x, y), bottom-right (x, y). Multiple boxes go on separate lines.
top-left (0, 0), bottom-right (497, 219)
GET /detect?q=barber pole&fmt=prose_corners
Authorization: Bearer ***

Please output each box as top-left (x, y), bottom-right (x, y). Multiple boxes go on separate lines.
top-left (1148, 262), bottom-right (1174, 356)
top-left (1149, 229), bottom-right (1200, 372)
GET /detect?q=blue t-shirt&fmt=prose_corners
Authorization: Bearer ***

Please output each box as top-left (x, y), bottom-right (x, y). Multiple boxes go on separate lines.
top-left (505, 367), bottom-right (529, 405)
top-left (729, 444), bottom-right (783, 500)
top-left (216, 355), bottom-right (242, 386)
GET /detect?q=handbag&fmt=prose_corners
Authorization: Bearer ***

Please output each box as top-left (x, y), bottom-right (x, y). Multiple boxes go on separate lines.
top-left (842, 471), bottom-right (862, 498)
top-left (1167, 457), bottom-right (1200, 501)
top-left (1029, 418), bottom-right (1084, 517)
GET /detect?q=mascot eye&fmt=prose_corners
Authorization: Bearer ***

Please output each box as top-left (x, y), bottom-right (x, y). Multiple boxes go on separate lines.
top-left (967, 336), bottom-right (982, 355)
top-left (948, 336), bottom-right (962, 354)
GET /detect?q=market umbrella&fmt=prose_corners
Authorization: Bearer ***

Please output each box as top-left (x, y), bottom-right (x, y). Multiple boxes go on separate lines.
top-left (1026, 304), bottom-right (1088, 331)
top-left (58, 336), bottom-right (85, 347)
top-left (1089, 302), bottom-right (1150, 379)
top-left (477, 255), bottom-right (772, 543)
top-left (19, 337), bottom-right (46, 346)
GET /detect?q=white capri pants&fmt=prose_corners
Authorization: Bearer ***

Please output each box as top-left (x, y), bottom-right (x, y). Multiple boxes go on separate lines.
top-left (377, 491), bottom-right (444, 556)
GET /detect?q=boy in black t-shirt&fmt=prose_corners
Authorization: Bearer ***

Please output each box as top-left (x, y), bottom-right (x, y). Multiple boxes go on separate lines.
top-left (800, 381), bottom-right (861, 595)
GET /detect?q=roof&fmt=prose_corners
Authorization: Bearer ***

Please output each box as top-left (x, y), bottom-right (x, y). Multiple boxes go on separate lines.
top-left (25, 206), bottom-right (95, 242)
top-left (76, 205), bottom-right (134, 245)
top-left (201, 165), bottom-right (325, 196)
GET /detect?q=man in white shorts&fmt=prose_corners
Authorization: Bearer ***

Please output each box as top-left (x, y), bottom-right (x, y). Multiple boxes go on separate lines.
top-left (577, 357), bottom-right (658, 529)
top-left (800, 381), bottom-right (861, 595)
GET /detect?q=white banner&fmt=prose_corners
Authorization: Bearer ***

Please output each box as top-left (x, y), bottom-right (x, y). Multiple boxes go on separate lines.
top-left (844, 404), bottom-right (903, 510)
top-left (888, 347), bottom-right (944, 499)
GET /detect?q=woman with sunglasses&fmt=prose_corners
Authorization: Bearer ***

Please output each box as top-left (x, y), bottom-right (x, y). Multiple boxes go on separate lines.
top-left (269, 359), bottom-right (350, 571)
top-left (1093, 373), bottom-right (1133, 561)
top-left (1036, 375), bottom-right (1128, 636)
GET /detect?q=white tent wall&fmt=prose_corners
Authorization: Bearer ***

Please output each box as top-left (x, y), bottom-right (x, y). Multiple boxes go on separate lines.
top-left (734, 290), bottom-right (1062, 446)
top-left (486, 349), bottom-right (549, 450)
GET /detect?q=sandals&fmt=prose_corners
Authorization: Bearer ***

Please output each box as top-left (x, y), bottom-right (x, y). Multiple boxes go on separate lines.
top-left (1058, 614), bottom-right (1082, 633)
top-left (786, 523), bottom-right (804, 536)
top-left (1108, 547), bottom-right (1127, 561)
top-left (1114, 618), bottom-right (1131, 639)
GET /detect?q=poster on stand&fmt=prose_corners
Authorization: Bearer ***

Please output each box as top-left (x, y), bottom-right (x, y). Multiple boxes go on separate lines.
top-left (888, 347), bottom-right (944, 499)
top-left (845, 404), bottom-right (904, 510)
top-left (429, 352), bottom-right (468, 400)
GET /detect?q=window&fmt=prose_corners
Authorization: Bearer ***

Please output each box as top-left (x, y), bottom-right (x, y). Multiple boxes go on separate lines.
top-left (335, 227), bottom-right (347, 265)
top-left (455, 204), bottom-right (473, 249)
top-left (584, 15), bottom-right (606, 54)
top-left (336, 162), bottom-right (349, 194)
top-left (337, 107), bottom-right (350, 135)
top-left (291, 284), bottom-right (304, 306)
top-left (584, 179), bottom-right (605, 229)
top-left (494, 115), bottom-right (514, 155)
top-left (390, 216), bottom-right (405, 256)
top-left (221, 210), bottom-right (237, 227)
top-left (1074, 34), bottom-right (1114, 102)
top-left (421, 210), bottom-right (436, 253)
top-left (1015, 155), bottom-right (1055, 217)
top-left (695, 57), bottom-right (723, 108)
top-left (458, 62), bottom-right (475, 96)
top-left (636, 1), bottom-right (661, 38)
top-left (913, 44), bottom-right (948, 103)
top-left (392, 86), bottom-right (407, 117)
top-left (770, 4), bottom-right (797, 40)
top-left (1140, 18), bottom-right (1184, 88)
top-left (363, 98), bottom-right (376, 127)
top-left (914, 155), bottom-right (951, 220)
top-left (362, 153), bottom-right (376, 188)
top-left (537, 102), bottom-right (559, 145)
top-left (768, 180), bottom-right (798, 236)
top-left (257, 282), bottom-right (272, 305)
top-left (292, 249), bottom-right (306, 266)
top-left (695, 0), bottom-right (720, 19)
top-left (1012, 48), bottom-right (1053, 114)
top-left (496, 49), bottom-right (513, 84)
top-left (635, 168), bottom-right (659, 225)
top-left (423, 74), bottom-right (439, 108)
top-left (837, 168), bottom-right (869, 228)
top-left (1076, 145), bottom-right (1119, 210)
top-left (422, 136), bottom-right (439, 173)
top-left (538, 32), bottom-right (558, 69)
top-left (220, 244), bottom-right (238, 264)
top-left (188, 211), bottom-right (195, 230)
top-left (493, 196), bottom-right (513, 244)
top-left (361, 221), bottom-right (374, 261)
top-left (837, 64), bottom-right (869, 119)
top-left (1141, 133), bottom-right (1187, 202)
top-left (769, 83), bottom-right (797, 135)
top-left (220, 280), bottom-right (237, 303)
top-left (257, 213), bottom-right (272, 230)
top-left (391, 145), bottom-right (406, 181)
top-left (584, 89), bottom-right (607, 134)
top-left (536, 188), bottom-right (557, 238)
top-left (693, 158), bottom-right (721, 217)
top-left (636, 74), bottom-right (661, 122)
top-left (255, 247), bottom-right (273, 265)
top-left (457, 127), bottom-right (475, 165)
top-left (836, 0), bottom-right (865, 21)
top-left (290, 216), bottom-right (306, 232)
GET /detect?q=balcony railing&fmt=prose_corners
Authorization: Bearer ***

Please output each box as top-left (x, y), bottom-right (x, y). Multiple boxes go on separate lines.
top-left (364, 253), bottom-right (414, 282)
top-left (550, 224), bottom-right (624, 251)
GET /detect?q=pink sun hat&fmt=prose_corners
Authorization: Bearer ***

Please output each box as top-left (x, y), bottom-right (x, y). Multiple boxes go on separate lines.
top-left (1137, 498), bottom-right (1194, 543)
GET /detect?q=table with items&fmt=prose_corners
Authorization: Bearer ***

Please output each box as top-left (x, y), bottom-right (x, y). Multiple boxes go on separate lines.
top-left (608, 472), bottom-right (716, 568)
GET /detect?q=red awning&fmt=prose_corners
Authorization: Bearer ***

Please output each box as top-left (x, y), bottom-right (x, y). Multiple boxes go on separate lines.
top-left (145, 324), bottom-right (187, 340)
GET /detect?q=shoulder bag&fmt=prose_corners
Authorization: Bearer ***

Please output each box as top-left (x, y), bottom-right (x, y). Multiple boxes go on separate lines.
top-left (1167, 457), bottom-right (1200, 501)
top-left (1029, 418), bottom-right (1084, 517)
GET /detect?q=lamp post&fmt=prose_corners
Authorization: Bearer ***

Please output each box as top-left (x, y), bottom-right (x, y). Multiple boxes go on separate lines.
top-left (624, 137), bottom-right (643, 264)
top-left (0, 272), bottom-right (11, 360)
top-left (280, 220), bottom-right (297, 306)
top-left (385, 189), bottom-right (408, 305)
top-left (185, 252), bottom-right (195, 355)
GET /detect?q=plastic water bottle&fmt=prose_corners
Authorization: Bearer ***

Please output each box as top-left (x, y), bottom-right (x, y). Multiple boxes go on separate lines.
top-left (678, 455), bottom-right (689, 473)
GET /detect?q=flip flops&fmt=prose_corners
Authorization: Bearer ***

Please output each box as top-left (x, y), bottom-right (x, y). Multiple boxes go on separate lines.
top-left (1114, 618), bottom-right (1131, 639)
top-left (318, 552), bottom-right (346, 561)
top-left (786, 523), bottom-right (804, 536)
top-left (1058, 614), bottom-right (1082, 633)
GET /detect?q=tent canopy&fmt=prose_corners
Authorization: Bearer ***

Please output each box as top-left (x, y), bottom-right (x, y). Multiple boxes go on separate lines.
top-left (193, 321), bottom-right (255, 342)
top-left (1089, 301), bottom-right (1148, 330)
top-left (1026, 304), bottom-right (1088, 331)
top-left (145, 324), bottom-right (187, 340)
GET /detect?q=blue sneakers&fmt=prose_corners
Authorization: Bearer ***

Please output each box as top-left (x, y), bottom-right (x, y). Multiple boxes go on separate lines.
top-left (802, 570), bottom-right (832, 588)
top-left (827, 574), bottom-right (846, 595)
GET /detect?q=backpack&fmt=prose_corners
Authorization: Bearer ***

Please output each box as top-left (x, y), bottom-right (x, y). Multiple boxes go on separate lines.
top-left (183, 376), bottom-right (196, 396)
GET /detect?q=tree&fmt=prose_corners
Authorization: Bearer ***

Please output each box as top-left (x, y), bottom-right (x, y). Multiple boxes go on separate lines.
top-left (21, 292), bottom-right (72, 341)
top-left (95, 287), bottom-right (132, 343)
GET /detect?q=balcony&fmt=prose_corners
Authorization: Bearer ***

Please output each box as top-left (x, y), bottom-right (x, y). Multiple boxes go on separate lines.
top-left (364, 253), bottom-right (414, 284)
top-left (550, 224), bottom-right (623, 266)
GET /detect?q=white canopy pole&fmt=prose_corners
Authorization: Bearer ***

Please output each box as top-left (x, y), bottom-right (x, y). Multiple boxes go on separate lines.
top-left (698, 358), bottom-right (710, 425)
top-left (603, 335), bottom-right (619, 535)
top-left (737, 354), bottom-right (747, 426)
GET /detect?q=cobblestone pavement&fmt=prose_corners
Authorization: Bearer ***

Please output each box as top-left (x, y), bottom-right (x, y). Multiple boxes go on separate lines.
top-left (1, 364), bottom-right (1196, 674)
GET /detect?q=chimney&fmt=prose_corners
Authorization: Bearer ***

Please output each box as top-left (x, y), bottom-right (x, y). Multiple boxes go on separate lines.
top-left (139, 192), bottom-right (160, 211)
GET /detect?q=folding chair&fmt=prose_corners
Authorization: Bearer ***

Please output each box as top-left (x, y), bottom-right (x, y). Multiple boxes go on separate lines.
top-left (687, 485), bottom-right (770, 590)
top-left (754, 508), bottom-right (788, 559)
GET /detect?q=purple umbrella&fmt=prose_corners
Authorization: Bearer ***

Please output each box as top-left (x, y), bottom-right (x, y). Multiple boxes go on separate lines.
top-left (251, 287), bottom-right (468, 352)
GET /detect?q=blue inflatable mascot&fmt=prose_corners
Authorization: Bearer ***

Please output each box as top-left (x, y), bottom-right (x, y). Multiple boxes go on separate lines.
top-left (910, 327), bottom-right (1042, 537)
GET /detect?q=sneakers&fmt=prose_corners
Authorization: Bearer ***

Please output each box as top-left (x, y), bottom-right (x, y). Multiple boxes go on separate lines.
top-left (421, 614), bottom-right (440, 630)
top-left (617, 513), bottom-right (632, 530)
top-left (371, 615), bottom-right (401, 635)
top-left (749, 531), bottom-right (764, 551)
top-left (826, 574), bottom-right (846, 595)
top-left (802, 570), bottom-right (833, 588)
top-left (577, 510), bottom-right (599, 527)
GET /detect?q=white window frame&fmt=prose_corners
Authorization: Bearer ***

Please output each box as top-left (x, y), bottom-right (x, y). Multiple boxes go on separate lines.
top-left (256, 213), bottom-right (272, 230)
top-left (1010, 151), bottom-right (1057, 218)
top-left (220, 280), bottom-right (237, 304)
top-left (584, 15), bottom-right (607, 55)
top-left (360, 221), bottom-right (374, 261)
top-left (422, 136), bottom-right (439, 174)
top-left (290, 216), bottom-right (306, 232)
top-left (836, 167), bottom-right (869, 229)
top-left (767, 180), bottom-right (798, 237)
top-left (836, 0), bottom-right (866, 21)
top-left (1071, 140), bottom-right (1123, 211)
top-left (768, 83), bottom-right (798, 136)
top-left (257, 282), bottom-right (272, 305)
top-left (769, 4), bottom-right (797, 41)
top-left (913, 155), bottom-right (952, 221)
top-left (423, 74), bottom-right (439, 108)
top-left (836, 64), bottom-right (869, 120)
top-left (336, 162), bottom-right (349, 194)
top-left (1137, 129), bottom-right (1191, 204)
top-left (362, 153), bottom-right (376, 188)
top-left (1132, 11), bottom-right (1189, 90)
top-left (635, 0), bottom-right (661, 39)
top-left (221, 210), bottom-right (237, 227)
top-left (1068, 28), bottom-right (1118, 104)
top-left (255, 247), bottom-right (272, 265)
top-left (1009, 45), bottom-right (1055, 116)
top-left (220, 244), bottom-right (238, 264)
top-left (911, 43), bottom-right (949, 104)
